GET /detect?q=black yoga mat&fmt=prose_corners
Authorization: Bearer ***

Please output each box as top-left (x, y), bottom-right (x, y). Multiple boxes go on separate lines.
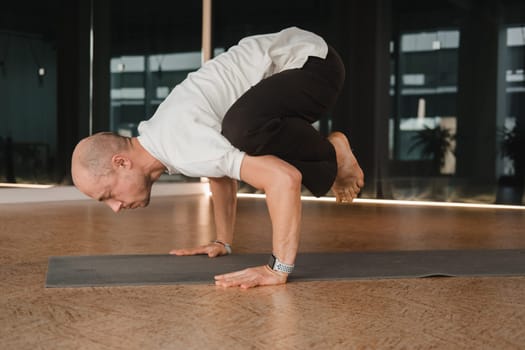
top-left (45, 249), bottom-right (525, 288)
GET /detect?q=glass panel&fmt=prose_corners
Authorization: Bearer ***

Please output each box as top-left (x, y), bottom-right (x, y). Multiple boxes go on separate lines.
top-left (499, 25), bottom-right (525, 203)
top-left (0, 4), bottom-right (59, 185)
top-left (390, 27), bottom-right (459, 201)
top-left (389, 2), bottom-right (525, 205)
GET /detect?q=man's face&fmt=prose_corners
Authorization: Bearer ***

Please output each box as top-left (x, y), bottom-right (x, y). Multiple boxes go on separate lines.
top-left (78, 167), bottom-right (153, 213)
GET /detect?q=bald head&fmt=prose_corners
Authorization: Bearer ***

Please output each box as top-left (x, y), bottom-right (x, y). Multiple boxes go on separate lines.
top-left (71, 132), bottom-right (130, 188)
top-left (71, 132), bottom-right (165, 211)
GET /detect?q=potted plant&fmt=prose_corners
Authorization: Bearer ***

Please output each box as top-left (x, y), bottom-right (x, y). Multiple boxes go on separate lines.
top-left (408, 125), bottom-right (455, 176)
top-left (496, 122), bottom-right (525, 204)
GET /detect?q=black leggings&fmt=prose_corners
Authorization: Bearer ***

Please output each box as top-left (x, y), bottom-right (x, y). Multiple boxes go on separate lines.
top-left (222, 46), bottom-right (345, 197)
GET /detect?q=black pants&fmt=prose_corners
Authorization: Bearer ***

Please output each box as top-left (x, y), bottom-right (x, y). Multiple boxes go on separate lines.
top-left (222, 46), bottom-right (345, 197)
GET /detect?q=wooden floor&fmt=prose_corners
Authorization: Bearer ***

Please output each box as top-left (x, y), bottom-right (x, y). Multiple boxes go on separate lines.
top-left (1, 194), bottom-right (525, 349)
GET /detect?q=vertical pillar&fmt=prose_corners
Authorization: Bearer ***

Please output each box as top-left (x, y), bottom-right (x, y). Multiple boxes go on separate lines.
top-left (5, 136), bottom-right (15, 183)
top-left (330, 0), bottom-right (392, 198)
top-left (92, 0), bottom-right (111, 133)
top-left (456, 3), bottom-right (501, 185)
top-left (56, 0), bottom-right (91, 183)
top-left (202, 0), bottom-right (213, 63)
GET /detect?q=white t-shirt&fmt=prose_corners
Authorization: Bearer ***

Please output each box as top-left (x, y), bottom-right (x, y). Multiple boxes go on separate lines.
top-left (137, 27), bottom-right (328, 179)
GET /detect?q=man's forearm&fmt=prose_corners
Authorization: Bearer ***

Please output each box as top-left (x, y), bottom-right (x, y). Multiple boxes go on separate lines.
top-left (240, 155), bottom-right (302, 265)
top-left (266, 185), bottom-right (301, 265)
top-left (209, 177), bottom-right (238, 244)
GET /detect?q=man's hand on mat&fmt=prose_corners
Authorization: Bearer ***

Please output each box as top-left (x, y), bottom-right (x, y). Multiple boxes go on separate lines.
top-left (214, 265), bottom-right (287, 289)
top-left (170, 243), bottom-right (227, 258)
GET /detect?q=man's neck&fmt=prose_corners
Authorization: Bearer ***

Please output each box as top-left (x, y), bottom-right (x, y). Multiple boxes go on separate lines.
top-left (130, 137), bottom-right (167, 181)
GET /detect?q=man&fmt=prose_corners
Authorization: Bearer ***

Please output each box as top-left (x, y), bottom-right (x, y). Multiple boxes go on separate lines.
top-left (72, 27), bottom-right (364, 289)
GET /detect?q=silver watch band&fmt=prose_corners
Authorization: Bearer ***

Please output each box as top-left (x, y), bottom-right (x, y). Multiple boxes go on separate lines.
top-left (268, 254), bottom-right (294, 274)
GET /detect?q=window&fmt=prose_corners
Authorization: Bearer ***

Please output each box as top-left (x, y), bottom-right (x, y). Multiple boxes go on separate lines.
top-left (390, 29), bottom-right (459, 175)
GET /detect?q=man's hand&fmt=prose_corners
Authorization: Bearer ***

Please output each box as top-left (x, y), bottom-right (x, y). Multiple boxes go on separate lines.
top-left (214, 265), bottom-right (288, 289)
top-left (170, 243), bottom-right (228, 258)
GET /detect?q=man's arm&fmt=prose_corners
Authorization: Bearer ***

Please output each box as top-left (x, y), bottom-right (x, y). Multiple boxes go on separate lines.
top-left (214, 154), bottom-right (302, 288)
top-left (209, 177), bottom-right (238, 245)
top-left (170, 177), bottom-right (237, 257)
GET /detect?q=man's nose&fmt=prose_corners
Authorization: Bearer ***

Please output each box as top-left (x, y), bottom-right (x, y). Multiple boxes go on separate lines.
top-left (105, 199), bottom-right (123, 213)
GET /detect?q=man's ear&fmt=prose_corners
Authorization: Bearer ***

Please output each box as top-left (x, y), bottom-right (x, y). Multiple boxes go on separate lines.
top-left (111, 154), bottom-right (132, 170)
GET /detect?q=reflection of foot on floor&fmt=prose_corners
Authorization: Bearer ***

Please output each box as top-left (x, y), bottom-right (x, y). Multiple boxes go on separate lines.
top-left (327, 132), bottom-right (365, 203)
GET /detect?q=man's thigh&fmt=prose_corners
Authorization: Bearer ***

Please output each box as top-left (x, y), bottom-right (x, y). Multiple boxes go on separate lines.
top-left (222, 46), bottom-right (345, 135)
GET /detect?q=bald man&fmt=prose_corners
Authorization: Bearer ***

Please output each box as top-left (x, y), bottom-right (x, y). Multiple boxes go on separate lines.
top-left (72, 27), bottom-right (364, 288)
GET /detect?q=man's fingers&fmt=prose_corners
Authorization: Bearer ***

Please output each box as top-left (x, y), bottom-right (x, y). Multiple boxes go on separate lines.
top-left (214, 266), bottom-right (287, 289)
top-left (215, 269), bottom-right (252, 288)
top-left (170, 246), bottom-right (209, 256)
top-left (208, 250), bottom-right (220, 258)
top-left (170, 244), bottom-right (226, 257)
top-left (170, 248), bottom-right (202, 255)
top-left (215, 274), bottom-right (256, 288)
top-left (215, 268), bottom-right (248, 280)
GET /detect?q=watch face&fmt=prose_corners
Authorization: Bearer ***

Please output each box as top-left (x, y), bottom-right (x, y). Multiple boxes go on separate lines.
top-left (268, 254), bottom-right (276, 268)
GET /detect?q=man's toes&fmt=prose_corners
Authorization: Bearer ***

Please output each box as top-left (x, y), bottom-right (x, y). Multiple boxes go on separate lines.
top-left (357, 176), bottom-right (365, 188)
top-left (340, 188), bottom-right (355, 203)
top-left (336, 189), bottom-right (349, 203)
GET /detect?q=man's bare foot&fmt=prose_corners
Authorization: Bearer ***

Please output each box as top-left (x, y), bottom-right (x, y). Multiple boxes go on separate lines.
top-left (327, 132), bottom-right (365, 203)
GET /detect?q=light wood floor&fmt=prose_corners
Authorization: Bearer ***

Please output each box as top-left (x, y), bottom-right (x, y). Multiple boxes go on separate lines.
top-left (1, 194), bottom-right (525, 349)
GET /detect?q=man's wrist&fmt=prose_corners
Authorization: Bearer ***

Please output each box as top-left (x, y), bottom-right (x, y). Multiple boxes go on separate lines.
top-left (211, 240), bottom-right (232, 255)
top-left (264, 265), bottom-right (289, 278)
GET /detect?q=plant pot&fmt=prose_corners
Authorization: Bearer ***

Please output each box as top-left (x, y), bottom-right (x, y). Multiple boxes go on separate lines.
top-left (495, 176), bottom-right (524, 205)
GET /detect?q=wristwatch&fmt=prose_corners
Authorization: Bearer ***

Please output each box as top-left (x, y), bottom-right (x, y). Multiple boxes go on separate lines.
top-left (211, 240), bottom-right (232, 255)
top-left (268, 254), bottom-right (294, 274)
